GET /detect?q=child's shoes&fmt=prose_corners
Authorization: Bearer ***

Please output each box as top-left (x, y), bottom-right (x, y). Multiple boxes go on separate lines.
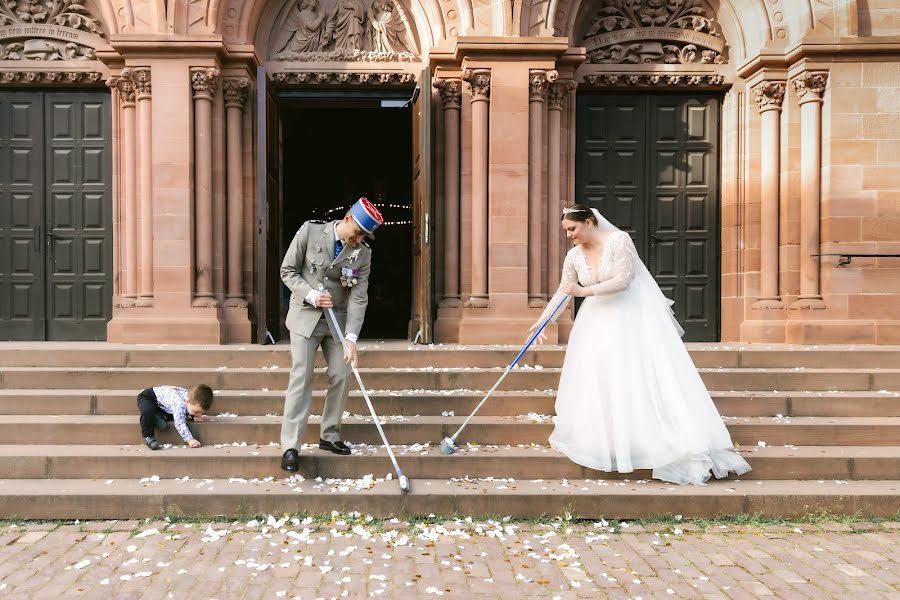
top-left (144, 436), bottom-right (160, 450)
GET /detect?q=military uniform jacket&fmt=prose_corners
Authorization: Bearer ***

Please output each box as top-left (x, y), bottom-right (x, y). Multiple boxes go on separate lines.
top-left (280, 220), bottom-right (372, 338)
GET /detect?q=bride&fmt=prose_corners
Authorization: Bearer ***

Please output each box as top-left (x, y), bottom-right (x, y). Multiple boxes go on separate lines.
top-left (529, 204), bottom-right (751, 485)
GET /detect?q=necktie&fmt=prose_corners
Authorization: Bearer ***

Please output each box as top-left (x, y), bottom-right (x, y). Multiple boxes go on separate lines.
top-left (334, 239), bottom-right (343, 259)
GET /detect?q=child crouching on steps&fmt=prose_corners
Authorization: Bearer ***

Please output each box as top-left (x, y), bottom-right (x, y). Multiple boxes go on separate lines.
top-left (137, 384), bottom-right (214, 450)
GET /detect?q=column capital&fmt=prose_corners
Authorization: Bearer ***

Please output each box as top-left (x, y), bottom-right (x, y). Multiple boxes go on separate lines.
top-left (191, 66), bottom-right (220, 100)
top-left (433, 78), bottom-right (462, 109)
top-left (463, 68), bottom-right (491, 101)
top-left (752, 80), bottom-right (785, 112)
top-left (108, 73), bottom-right (137, 105)
top-left (548, 80), bottom-right (576, 110)
top-left (529, 69), bottom-right (557, 101)
top-left (223, 76), bottom-right (251, 108)
top-left (792, 72), bottom-right (828, 104)
top-left (124, 67), bottom-right (151, 99)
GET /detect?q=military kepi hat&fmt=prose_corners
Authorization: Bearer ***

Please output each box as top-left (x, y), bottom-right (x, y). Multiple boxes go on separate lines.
top-left (349, 197), bottom-right (384, 238)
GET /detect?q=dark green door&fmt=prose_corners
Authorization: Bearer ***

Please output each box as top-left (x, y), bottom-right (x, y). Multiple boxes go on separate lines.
top-left (0, 91), bottom-right (112, 341)
top-left (576, 93), bottom-right (720, 341)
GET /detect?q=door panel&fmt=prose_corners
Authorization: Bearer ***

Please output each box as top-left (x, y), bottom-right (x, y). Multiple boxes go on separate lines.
top-left (0, 92), bottom-right (45, 340)
top-left (410, 69), bottom-right (434, 343)
top-left (0, 90), bottom-right (111, 341)
top-left (44, 93), bottom-right (112, 341)
top-left (576, 93), bottom-right (720, 341)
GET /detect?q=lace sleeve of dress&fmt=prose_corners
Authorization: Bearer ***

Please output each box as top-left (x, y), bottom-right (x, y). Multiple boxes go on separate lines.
top-left (538, 251), bottom-right (576, 324)
top-left (589, 233), bottom-right (635, 296)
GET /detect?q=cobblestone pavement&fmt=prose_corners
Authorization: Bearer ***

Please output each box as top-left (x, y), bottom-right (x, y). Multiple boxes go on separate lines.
top-left (0, 517), bottom-right (897, 599)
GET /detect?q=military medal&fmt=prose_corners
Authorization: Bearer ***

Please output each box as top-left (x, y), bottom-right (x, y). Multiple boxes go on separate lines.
top-left (340, 266), bottom-right (359, 287)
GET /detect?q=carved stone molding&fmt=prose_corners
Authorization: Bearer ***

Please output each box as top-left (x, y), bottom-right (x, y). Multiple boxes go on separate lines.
top-left (271, 70), bottom-right (415, 85)
top-left (582, 72), bottom-right (725, 88)
top-left (792, 72), bottom-right (828, 104)
top-left (529, 69), bottom-right (557, 100)
top-left (191, 67), bottom-right (220, 100)
top-left (1, 69), bottom-right (101, 84)
top-left (433, 77), bottom-right (462, 109)
top-left (753, 81), bottom-right (785, 112)
top-left (223, 76), bottom-right (251, 107)
top-left (581, 0), bottom-right (726, 65)
top-left (0, 1), bottom-right (104, 61)
top-left (129, 67), bottom-right (151, 98)
top-left (548, 80), bottom-right (577, 110)
top-left (271, 0), bottom-right (418, 61)
top-left (463, 68), bottom-right (490, 101)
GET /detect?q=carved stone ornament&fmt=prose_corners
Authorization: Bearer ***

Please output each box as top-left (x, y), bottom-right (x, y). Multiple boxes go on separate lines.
top-left (582, 72), bottom-right (725, 87)
top-left (792, 72), bottom-right (828, 103)
top-left (582, 0), bottom-right (726, 65)
top-left (548, 80), bottom-right (576, 110)
top-left (0, 0), bottom-right (104, 61)
top-left (433, 77), bottom-right (462, 108)
top-left (271, 0), bottom-right (418, 62)
top-left (107, 72), bottom-right (136, 103)
top-left (271, 70), bottom-right (415, 85)
top-left (2, 69), bottom-right (100, 83)
top-left (191, 67), bottom-right (220, 99)
top-left (463, 68), bottom-right (490, 100)
top-left (753, 81), bottom-right (786, 111)
top-left (223, 76), bottom-right (251, 106)
top-left (529, 69), bottom-right (557, 100)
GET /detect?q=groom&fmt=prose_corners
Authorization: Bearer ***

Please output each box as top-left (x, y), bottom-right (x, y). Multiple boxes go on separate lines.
top-left (279, 197), bottom-right (383, 472)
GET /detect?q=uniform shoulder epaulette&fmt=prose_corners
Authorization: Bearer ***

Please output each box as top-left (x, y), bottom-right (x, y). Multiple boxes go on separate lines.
top-left (362, 240), bottom-right (371, 249)
top-left (307, 219), bottom-right (326, 224)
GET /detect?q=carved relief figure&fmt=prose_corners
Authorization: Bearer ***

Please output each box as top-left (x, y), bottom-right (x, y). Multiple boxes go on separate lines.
top-left (329, 0), bottom-right (366, 51)
top-left (274, 0), bottom-right (330, 57)
top-left (367, 0), bottom-right (412, 55)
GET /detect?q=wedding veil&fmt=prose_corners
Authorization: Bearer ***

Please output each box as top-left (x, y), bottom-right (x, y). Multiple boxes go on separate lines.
top-left (588, 208), bottom-right (685, 338)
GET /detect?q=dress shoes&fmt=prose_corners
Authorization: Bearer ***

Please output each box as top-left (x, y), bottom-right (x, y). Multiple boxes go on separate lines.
top-left (281, 448), bottom-right (299, 472)
top-left (319, 439), bottom-right (351, 455)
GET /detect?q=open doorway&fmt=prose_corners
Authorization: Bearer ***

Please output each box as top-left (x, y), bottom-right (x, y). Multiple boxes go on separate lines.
top-left (280, 101), bottom-right (413, 340)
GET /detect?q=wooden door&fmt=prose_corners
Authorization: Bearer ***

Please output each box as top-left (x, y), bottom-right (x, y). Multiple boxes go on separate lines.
top-left (409, 69), bottom-right (434, 343)
top-left (576, 92), bottom-right (720, 341)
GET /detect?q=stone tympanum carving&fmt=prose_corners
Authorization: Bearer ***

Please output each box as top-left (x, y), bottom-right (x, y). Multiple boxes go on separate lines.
top-left (0, 0), bottom-right (104, 60)
top-left (581, 0), bottom-right (726, 65)
top-left (273, 0), bottom-right (416, 61)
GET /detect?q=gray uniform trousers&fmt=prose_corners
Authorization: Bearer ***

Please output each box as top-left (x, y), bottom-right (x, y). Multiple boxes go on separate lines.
top-left (281, 316), bottom-right (350, 450)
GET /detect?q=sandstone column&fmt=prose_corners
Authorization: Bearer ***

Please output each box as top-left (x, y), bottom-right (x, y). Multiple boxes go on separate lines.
top-left (224, 76), bottom-right (250, 307)
top-left (133, 67), bottom-right (154, 307)
top-left (752, 80), bottom-right (786, 309)
top-left (114, 72), bottom-right (138, 307)
top-left (547, 79), bottom-right (575, 294)
top-left (791, 72), bottom-right (828, 310)
top-left (464, 69), bottom-right (490, 308)
top-left (528, 70), bottom-right (552, 307)
top-left (434, 77), bottom-right (462, 307)
top-left (190, 67), bottom-right (220, 307)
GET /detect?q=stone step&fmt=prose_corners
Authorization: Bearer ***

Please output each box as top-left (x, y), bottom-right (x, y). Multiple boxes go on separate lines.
top-left (1, 389), bottom-right (897, 417)
top-left (0, 478), bottom-right (896, 519)
top-left (1, 415), bottom-right (898, 446)
top-left (0, 445), bottom-right (897, 481)
top-left (2, 342), bottom-right (899, 369)
top-left (2, 366), bottom-right (897, 392)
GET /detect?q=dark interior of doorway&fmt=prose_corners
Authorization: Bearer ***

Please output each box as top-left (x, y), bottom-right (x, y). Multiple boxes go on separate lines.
top-left (281, 103), bottom-right (413, 340)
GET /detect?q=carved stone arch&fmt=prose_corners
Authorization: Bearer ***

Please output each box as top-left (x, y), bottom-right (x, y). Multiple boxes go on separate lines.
top-left (539, 0), bottom-right (782, 65)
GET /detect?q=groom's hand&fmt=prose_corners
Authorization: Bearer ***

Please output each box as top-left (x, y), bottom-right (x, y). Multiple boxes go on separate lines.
top-left (314, 291), bottom-right (334, 308)
top-left (343, 340), bottom-right (358, 368)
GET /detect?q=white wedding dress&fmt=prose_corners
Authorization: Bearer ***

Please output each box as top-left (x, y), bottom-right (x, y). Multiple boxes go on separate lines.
top-left (543, 213), bottom-right (751, 485)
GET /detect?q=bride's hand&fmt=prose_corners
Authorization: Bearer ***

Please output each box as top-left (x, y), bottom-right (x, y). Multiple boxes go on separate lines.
top-left (526, 322), bottom-right (547, 345)
top-left (563, 282), bottom-right (588, 297)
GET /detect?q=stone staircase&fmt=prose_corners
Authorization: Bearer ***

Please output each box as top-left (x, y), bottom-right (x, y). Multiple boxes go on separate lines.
top-left (0, 342), bottom-right (898, 519)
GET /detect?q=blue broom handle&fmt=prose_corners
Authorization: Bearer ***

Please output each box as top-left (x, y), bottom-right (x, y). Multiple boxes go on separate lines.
top-left (508, 294), bottom-right (569, 369)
